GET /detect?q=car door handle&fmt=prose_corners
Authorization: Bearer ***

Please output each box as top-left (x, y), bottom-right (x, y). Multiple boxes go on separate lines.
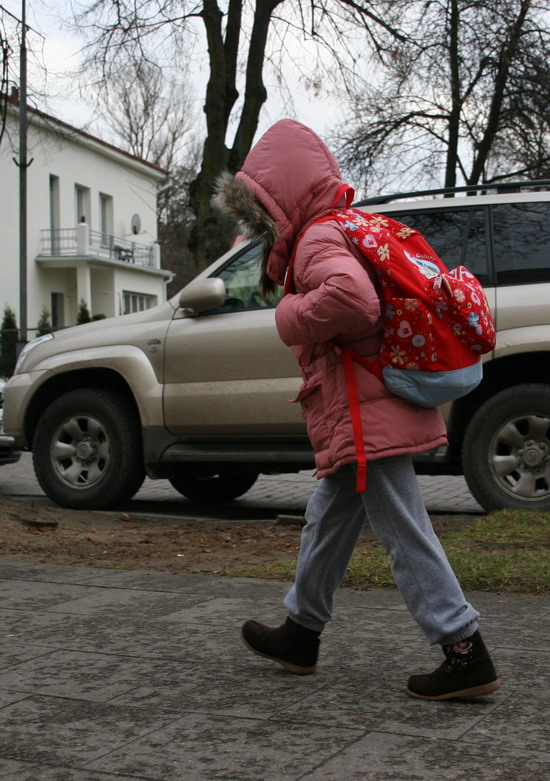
top-left (147, 338), bottom-right (161, 352)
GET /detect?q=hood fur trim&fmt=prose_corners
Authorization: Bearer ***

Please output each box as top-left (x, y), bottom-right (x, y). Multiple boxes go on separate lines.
top-left (212, 171), bottom-right (279, 245)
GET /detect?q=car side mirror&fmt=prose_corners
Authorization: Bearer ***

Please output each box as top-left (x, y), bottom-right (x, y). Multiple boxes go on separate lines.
top-left (178, 278), bottom-right (226, 313)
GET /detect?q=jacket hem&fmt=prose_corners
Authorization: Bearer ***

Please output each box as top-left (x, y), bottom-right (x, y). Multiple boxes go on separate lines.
top-left (314, 435), bottom-right (448, 480)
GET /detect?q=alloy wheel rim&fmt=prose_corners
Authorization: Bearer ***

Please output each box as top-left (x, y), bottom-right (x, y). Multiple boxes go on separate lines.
top-left (50, 414), bottom-right (112, 489)
top-left (489, 412), bottom-right (550, 502)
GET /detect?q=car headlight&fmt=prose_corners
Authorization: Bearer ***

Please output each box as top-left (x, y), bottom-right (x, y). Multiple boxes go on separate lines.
top-left (14, 333), bottom-right (54, 374)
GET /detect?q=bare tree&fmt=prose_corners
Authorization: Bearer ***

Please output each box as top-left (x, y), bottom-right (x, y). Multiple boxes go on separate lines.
top-left (336, 0), bottom-right (550, 195)
top-left (0, 5), bottom-right (71, 151)
top-left (0, 6), bottom-right (15, 147)
top-left (73, 0), bottom-right (410, 270)
top-left (92, 57), bottom-right (201, 292)
top-left (158, 160), bottom-right (202, 296)
top-left (94, 59), bottom-right (196, 170)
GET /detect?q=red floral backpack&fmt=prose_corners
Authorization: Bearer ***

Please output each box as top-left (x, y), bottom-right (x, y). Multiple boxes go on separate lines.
top-left (285, 200), bottom-right (496, 492)
top-left (331, 207), bottom-right (496, 403)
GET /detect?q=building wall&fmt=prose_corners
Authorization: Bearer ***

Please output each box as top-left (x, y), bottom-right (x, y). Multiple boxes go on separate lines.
top-left (0, 103), bottom-right (168, 335)
top-left (0, 118), bottom-right (21, 317)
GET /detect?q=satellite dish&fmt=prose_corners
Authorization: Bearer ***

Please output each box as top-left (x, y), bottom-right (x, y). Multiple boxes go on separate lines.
top-left (131, 214), bottom-right (142, 234)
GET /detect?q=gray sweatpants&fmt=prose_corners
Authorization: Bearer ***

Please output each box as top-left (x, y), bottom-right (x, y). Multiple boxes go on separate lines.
top-left (283, 456), bottom-right (479, 645)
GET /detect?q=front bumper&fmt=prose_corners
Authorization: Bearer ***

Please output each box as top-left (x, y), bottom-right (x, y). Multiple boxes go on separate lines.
top-left (2, 369), bottom-right (52, 448)
top-left (0, 432), bottom-right (21, 465)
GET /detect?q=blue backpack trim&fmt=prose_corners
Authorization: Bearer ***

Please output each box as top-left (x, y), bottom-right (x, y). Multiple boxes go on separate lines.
top-left (382, 360), bottom-right (483, 408)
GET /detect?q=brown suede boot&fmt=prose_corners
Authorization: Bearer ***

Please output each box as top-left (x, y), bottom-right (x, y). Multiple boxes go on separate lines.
top-left (407, 630), bottom-right (501, 700)
top-left (241, 617), bottom-right (320, 675)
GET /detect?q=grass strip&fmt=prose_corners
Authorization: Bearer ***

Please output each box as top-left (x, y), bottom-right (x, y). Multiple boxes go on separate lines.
top-left (226, 509), bottom-right (550, 593)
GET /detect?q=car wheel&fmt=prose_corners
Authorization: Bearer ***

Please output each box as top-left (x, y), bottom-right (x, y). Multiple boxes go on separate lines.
top-left (33, 388), bottom-right (145, 510)
top-left (169, 470), bottom-right (258, 502)
top-left (462, 384), bottom-right (550, 511)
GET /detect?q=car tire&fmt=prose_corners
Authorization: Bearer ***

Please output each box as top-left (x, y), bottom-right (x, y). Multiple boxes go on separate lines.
top-left (462, 384), bottom-right (550, 511)
top-left (33, 388), bottom-right (145, 510)
top-left (169, 470), bottom-right (258, 502)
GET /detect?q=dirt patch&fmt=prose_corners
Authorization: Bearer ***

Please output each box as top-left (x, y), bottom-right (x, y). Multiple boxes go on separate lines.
top-left (0, 492), bottom-right (478, 575)
top-left (0, 494), bottom-right (304, 574)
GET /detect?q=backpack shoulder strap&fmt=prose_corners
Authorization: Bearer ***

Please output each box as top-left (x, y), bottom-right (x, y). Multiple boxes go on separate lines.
top-left (284, 185), bottom-right (354, 295)
top-left (283, 187), bottom-right (374, 494)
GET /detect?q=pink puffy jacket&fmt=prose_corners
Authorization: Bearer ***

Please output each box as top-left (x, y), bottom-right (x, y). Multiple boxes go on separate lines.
top-left (236, 119), bottom-right (447, 480)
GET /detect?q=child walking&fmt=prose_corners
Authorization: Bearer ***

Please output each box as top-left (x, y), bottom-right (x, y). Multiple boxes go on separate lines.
top-left (213, 118), bottom-right (499, 700)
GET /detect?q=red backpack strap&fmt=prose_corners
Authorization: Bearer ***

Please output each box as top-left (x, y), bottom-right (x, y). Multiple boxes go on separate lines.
top-left (326, 344), bottom-right (384, 493)
top-left (284, 215), bottom-right (334, 295)
top-left (285, 183), bottom-right (370, 491)
top-left (283, 184), bottom-right (354, 296)
top-left (341, 348), bottom-right (367, 493)
top-left (350, 351), bottom-right (384, 384)
top-left (332, 183), bottom-right (354, 209)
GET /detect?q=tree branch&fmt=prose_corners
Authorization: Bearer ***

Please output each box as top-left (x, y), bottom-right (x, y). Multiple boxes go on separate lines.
top-left (468, 0), bottom-right (533, 183)
top-left (228, 0), bottom-right (285, 171)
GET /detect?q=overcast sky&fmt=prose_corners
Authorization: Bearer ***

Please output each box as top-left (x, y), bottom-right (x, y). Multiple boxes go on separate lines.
top-left (2, 0), bottom-right (339, 146)
top-left (3, 0), bottom-right (88, 119)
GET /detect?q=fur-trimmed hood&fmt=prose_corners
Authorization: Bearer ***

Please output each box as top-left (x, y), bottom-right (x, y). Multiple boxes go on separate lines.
top-left (213, 119), bottom-right (351, 286)
top-left (212, 171), bottom-right (279, 247)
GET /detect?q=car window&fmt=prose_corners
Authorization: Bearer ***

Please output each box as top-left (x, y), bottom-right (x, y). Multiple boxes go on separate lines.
top-left (491, 202), bottom-right (550, 285)
top-left (206, 242), bottom-right (283, 315)
top-left (389, 208), bottom-right (489, 285)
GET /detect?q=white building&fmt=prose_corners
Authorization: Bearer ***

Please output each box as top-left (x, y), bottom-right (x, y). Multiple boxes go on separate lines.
top-left (0, 91), bottom-right (171, 334)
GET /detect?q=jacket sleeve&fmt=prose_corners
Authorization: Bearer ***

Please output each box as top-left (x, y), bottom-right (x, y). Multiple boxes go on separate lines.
top-left (275, 223), bottom-right (382, 347)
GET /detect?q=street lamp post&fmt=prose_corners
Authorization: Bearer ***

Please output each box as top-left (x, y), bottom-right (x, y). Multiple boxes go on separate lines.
top-left (18, 0), bottom-right (28, 344)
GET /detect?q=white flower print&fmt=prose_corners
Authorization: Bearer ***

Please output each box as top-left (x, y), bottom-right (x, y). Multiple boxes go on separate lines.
top-left (377, 243), bottom-right (390, 261)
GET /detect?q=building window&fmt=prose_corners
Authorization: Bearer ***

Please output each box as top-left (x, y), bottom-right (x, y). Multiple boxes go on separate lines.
top-left (49, 175), bottom-right (60, 254)
top-left (75, 185), bottom-right (91, 225)
top-left (51, 292), bottom-right (65, 329)
top-left (123, 292), bottom-right (156, 314)
top-left (99, 193), bottom-right (113, 247)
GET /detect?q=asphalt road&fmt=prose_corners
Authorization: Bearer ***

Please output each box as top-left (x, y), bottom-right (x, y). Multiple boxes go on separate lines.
top-left (0, 452), bottom-right (483, 520)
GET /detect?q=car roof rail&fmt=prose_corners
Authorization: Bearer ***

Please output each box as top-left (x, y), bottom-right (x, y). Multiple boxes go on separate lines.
top-left (353, 179), bottom-right (550, 206)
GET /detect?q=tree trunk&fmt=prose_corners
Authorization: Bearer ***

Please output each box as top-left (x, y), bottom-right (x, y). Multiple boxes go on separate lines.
top-left (468, 0), bottom-right (532, 184)
top-left (189, 0), bottom-right (284, 272)
top-left (444, 0), bottom-right (461, 189)
top-left (188, 0), bottom-right (236, 269)
top-left (228, 1), bottom-right (283, 171)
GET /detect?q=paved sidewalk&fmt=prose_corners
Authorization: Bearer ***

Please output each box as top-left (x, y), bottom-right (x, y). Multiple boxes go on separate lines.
top-left (1, 453), bottom-right (484, 516)
top-left (0, 561), bottom-right (549, 780)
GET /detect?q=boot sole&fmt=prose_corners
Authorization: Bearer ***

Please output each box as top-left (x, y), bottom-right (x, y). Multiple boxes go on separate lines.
top-left (407, 679), bottom-right (501, 701)
top-left (240, 632), bottom-right (317, 675)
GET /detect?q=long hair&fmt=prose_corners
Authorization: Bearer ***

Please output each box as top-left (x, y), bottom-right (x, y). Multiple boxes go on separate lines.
top-left (258, 245), bottom-right (277, 299)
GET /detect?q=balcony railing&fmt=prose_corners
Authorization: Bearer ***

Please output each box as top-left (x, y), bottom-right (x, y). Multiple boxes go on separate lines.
top-left (41, 228), bottom-right (77, 256)
top-left (40, 224), bottom-right (160, 269)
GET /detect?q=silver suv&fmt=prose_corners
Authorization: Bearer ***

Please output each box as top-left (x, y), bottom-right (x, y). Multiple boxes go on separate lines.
top-left (0, 379), bottom-right (21, 466)
top-left (5, 181), bottom-right (550, 512)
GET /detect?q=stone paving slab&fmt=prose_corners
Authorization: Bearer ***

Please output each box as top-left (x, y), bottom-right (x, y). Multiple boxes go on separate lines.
top-left (0, 453), bottom-right (484, 517)
top-left (0, 561), bottom-right (549, 780)
top-left (0, 762), bottom-right (145, 781)
top-left (303, 732), bottom-right (550, 781)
